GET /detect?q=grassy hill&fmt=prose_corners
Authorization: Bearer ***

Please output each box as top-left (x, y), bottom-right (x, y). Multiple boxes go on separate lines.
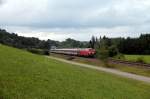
top-left (0, 44), bottom-right (150, 99)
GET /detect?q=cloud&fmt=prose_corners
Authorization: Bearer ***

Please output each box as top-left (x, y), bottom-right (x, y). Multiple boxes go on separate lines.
top-left (0, 0), bottom-right (4, 5)
top-left (0, 0), bottom-right (149, 28)
top-left (0, 0), bottom-right (150, 41)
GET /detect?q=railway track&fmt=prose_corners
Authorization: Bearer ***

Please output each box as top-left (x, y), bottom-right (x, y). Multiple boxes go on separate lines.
top-left (108, 58), bottom-right (150, 68)
top-left (50, 53), bottom-right (150, 69)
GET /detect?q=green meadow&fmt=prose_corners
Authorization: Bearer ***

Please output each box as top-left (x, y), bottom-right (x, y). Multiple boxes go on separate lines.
top-left (125, 55), bottom-right (150, 64)
top-left (0, 44), bottom-right (150, 99)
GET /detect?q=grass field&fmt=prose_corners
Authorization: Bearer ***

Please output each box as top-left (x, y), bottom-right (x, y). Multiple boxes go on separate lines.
top-left (0, 45), bottom-right (150, 99)
top-left (125, 55), bottom-right (150, 64)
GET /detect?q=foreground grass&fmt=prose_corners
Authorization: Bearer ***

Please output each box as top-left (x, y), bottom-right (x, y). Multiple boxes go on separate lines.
top-left (0, 45), bottom-right (150, 99)
top-left (125, 55), bottom-right (150, 64)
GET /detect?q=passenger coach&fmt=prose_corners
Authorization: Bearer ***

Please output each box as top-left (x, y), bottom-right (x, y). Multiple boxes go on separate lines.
top-left (50, 48), bottom-right (95, 57)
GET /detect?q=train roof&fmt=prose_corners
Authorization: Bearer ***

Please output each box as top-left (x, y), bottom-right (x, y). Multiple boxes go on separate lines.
top-left (50, 48), bottom-right (93, 51)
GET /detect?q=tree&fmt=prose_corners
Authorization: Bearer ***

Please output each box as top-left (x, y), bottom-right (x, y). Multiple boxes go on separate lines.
top-left (89, 36), bottom-right (96, 48)
top-left (108, 45), bottom-right (118, 57)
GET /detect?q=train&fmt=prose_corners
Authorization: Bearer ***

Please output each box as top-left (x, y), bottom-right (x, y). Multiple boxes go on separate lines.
top-left (50, 48), bottom-right (96, 57)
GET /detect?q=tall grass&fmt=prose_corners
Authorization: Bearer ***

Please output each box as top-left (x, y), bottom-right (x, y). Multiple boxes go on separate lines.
top-left (125, 55), bottom-right (150, 64)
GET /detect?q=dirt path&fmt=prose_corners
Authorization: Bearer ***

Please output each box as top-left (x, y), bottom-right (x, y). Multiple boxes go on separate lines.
top-left (46, 56), bottom-right (150, 83)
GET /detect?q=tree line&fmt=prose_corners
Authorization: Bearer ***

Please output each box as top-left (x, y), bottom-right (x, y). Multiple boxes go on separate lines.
top-left (0, 28), bottom-right (150, 56)
top-left (89, 34), bottom-right (150, 58)
top-left (0, 29), bottom-right (89, 50)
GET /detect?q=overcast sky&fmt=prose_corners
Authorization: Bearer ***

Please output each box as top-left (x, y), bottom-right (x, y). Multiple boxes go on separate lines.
top-left (0, 0), bottom-right (150, 41)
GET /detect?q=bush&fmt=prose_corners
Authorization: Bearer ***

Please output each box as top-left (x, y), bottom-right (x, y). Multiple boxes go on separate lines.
top-left (136, 57), bottom-right (145, 63)
top-left (108, 45), bottom-right (119, 57)
top-left (96, 48), bottom-right (109, 60)
top-left (44, 50), bottom-right (50, 55)
top-left (27, 48), bottom-right (49, 55)
top-left (115, 53), bottom-right (125, 59)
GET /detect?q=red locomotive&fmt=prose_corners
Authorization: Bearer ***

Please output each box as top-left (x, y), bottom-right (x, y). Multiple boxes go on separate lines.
top-left (50, 48), bottom-right (96, 57)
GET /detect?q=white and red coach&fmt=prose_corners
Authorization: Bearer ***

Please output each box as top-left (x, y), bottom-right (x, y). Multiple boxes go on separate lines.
top-left (50, 48), bottom-right (95, 57)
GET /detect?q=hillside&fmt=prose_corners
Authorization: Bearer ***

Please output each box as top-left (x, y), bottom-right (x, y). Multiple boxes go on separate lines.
top-left (0, 44), bottom-right (150, 99)
top-left (0, 29), bottom-right (88, 50)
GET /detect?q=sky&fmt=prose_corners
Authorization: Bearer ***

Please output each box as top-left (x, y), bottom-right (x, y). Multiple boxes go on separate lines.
top-left (0, 0), bottom-right (150, 41)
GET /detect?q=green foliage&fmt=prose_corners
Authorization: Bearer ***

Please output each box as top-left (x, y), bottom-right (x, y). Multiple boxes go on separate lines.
top-left (27, 48), bottom-right (49, 55)
top-left (0, 29), bottom-right (54, 49)
top-left (118, 34), bottom-right (150, 55)
top-left (90, 34), bottom-right (150, 56)
top-left (0, 45), bottom-right (150, 98)
top-left (115, 53), bottom-right (125, 59)
top-left (89, 36), bottom-right (96, 48)
top-left (96, 46), bottom-right (112, 67)
top-left (0, 29), bottom-right (89, 50)
top-left (136, 57), bottom-right (145, 63)
top-left (97, 47), bottom-right (109, 60)
top-left (60, 38), bottom-right (89, 48)
top-left (92, 36), bottom-right (119, 60)
top-left (108, 45), bottom-right (119, 57)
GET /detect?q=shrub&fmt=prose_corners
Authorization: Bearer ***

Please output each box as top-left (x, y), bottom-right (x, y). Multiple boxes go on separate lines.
top-left (27, 48), bottom-right (49, 55)
top-left (136, 57), bottom-right (145, 63)
top-left (115, 53), bottom-right (125, 59)
top-left (96, 48), bottom-right (109, 60)
top-left (44, 50), bottom-right (50, 55)
top-left (108, 45), bottom-right (119, 57)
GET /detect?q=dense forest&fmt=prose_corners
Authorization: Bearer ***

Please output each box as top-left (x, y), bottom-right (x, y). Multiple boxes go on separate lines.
top-left (0, 29), bottom-right (89, 50)
top-left (89, 34), bottom-right (150, 56)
